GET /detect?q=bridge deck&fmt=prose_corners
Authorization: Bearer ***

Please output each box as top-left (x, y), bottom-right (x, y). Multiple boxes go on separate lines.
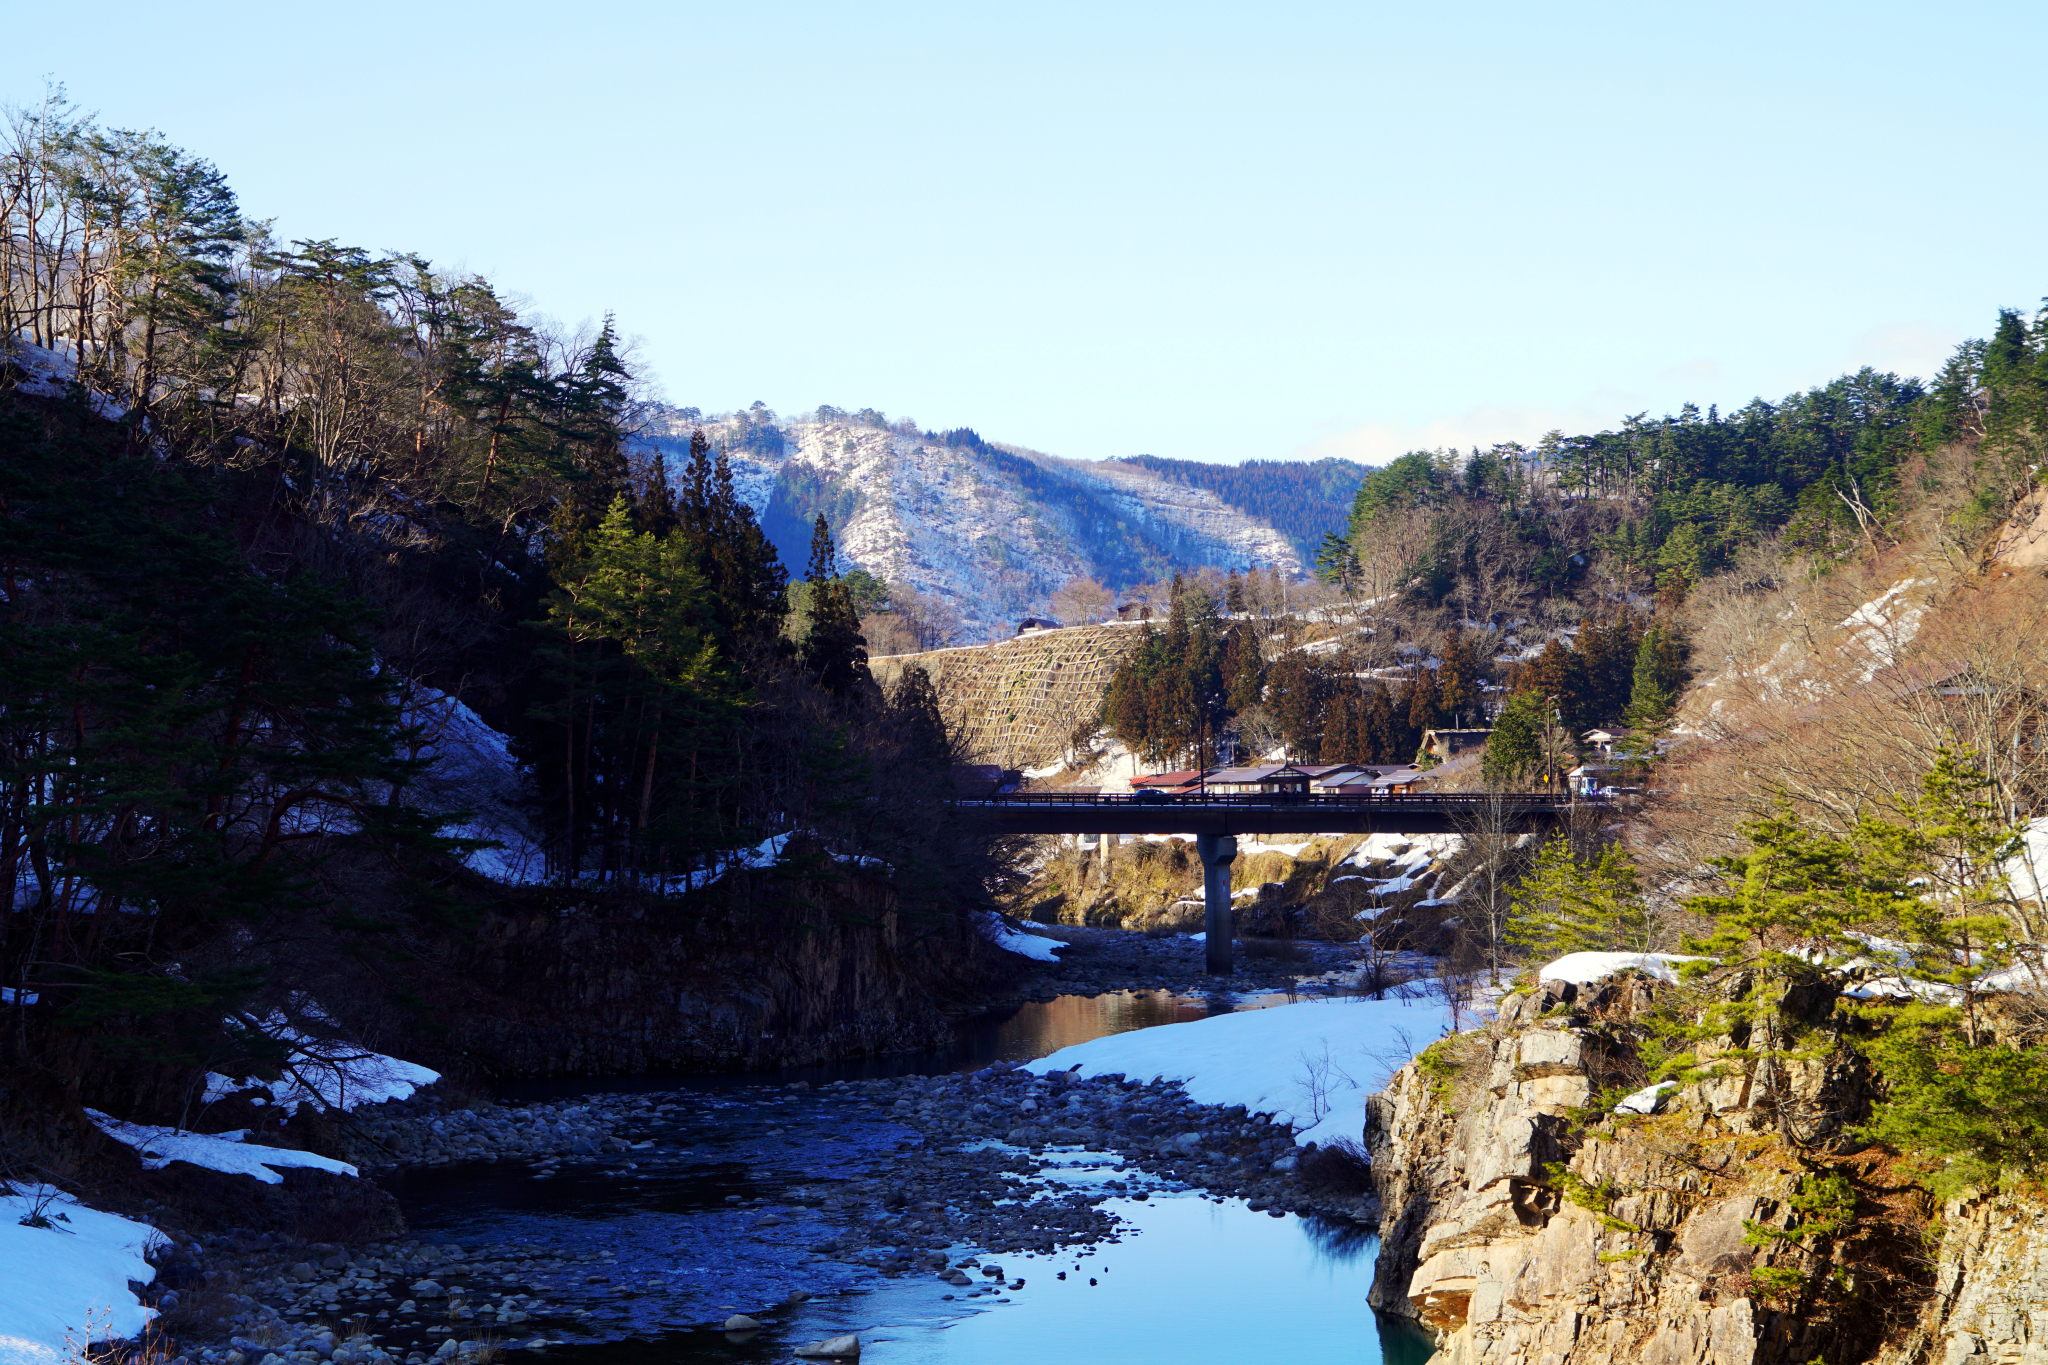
top-left (960, 792), bottom-right (1595, 836)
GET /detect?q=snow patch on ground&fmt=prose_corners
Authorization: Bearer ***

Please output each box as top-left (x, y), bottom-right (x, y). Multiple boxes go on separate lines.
top-left (1237, 839), bottom-right (1313, 858)
top-left (203, 1029), bottom-right (439, 1114)
top-left (2002, 818), bottom-right (2048, 908)
top-left (1341, 832), bottom-right (1462, 867)
top-left (1023, 997), bottom-right (1455, 1147)
top-left (2, 339), bottom-right (129, 421)
top-left (399, 685), bottom-right (548, 884)
top-left (86, 1112), bottom-right (357, 1185)
top-left (0, 1187), bottom-right (158, 1365)
top-left (1540, 952), bottom-right (1705, 985)
top-left (1841, 976), bottom-right (1966, 1004)
top-left (1614, 1080), bottom-right (1678, 1115)
top-left (978, 912), bottom-right (1065, 962)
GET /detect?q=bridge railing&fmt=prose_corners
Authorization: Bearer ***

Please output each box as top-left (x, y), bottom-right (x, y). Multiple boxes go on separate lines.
top-left (960, 790), bottom-right (1599, 810)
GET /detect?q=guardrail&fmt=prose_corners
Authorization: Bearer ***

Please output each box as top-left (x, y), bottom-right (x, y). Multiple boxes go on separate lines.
top-left (961, 791), bottom-right (1600, 808)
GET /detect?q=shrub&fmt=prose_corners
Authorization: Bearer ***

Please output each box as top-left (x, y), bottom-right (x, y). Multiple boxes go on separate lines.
top-left (1298, 1138), bottom-right (1374, 1196)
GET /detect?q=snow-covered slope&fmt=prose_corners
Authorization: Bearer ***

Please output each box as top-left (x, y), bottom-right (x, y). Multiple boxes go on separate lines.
top-left (650, 411), bottom-right (1306, 638)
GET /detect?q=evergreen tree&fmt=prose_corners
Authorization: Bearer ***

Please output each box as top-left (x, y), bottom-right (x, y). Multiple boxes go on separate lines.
top-left (1362, 686), bottom-right (1399, 763)
top-left (1440, 631), bottom-right (1483, 725)
top-left (800, 514), bottom-right (871, 699)
top-left (1529, 638), bottom-right (1592, 735)
top-left (1407, 667), bottom-right (1446, 738)
top-left (1507, 838), bottom-right (1649, 961)
top-left (1483, 690), bottom-right (1545, 785)
top-left (1221, 621), bottom-right (1265, 714)
top-left (677, 429), bottom-right (789, 648)
top-left (1626, 625), bottom-right (1689, 730)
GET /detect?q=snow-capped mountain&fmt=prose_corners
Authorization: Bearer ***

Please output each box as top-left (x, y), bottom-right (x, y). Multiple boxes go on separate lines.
top-left (647, 406), bottom-right (1346, 639)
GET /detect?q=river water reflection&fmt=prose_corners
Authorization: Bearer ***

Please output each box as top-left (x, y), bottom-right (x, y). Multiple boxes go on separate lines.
top-left (402, 987), bottom-right (1431, 1364)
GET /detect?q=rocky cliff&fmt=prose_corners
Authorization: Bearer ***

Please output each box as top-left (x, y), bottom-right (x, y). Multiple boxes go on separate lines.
top-left (1360, 970), bottom-right (2039, 1365)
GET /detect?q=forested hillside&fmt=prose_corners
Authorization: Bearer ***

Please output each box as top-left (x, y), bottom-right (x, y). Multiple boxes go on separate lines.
top-left (1117, 453), bottom-right (1369, 560)
top-left (1094, 303), bottom-right (2048, 785)
top-left (0, 94), bottom-right (1015, 1123)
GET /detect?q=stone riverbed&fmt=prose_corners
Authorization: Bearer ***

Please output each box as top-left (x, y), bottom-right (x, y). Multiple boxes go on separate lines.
top-left (146, 937), bottom-right (1416, 1365)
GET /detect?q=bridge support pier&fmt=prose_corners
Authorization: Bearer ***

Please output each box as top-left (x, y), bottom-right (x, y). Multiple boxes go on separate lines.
top-left (1195, 834), bottom-right (1238, 975)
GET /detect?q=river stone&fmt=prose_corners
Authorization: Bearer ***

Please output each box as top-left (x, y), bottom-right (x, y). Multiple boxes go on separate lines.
top-left (723, 1315), bottom-right (761, 1331)
top-left (794, 1334), bottom-right (861, 1358)
top-left (410, 1280), bottom-right (446, 1297)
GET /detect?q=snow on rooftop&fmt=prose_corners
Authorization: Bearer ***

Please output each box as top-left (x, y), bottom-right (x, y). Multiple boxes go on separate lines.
top-left (86, 1112), bottom-right (357, 1185)
top-left (0, 1186), bottom-right (158, 1365)
top-left (1023, 996), bottom-right (1455, 1147)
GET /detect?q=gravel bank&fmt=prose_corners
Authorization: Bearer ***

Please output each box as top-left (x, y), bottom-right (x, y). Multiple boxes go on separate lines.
top-left (145, 932), bottom-right (1403, 1364)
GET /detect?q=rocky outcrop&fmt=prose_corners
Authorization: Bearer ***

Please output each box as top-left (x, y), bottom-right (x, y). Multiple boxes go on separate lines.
top-left (1880, 1192), bottom-right (2048, 1365)
top-left (1367, 974), bottom-right (1942, 1365)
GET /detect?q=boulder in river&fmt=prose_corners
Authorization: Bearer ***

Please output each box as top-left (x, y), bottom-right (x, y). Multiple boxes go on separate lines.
top-left (794, 1333), bottom-right (861, 1358)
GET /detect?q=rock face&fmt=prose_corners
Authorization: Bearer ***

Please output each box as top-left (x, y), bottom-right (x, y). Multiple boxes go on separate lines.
top-left (1883, 1192), bottom-right (2048, 1365)
top-left (1366, 975), bottom-right (1946, 1365)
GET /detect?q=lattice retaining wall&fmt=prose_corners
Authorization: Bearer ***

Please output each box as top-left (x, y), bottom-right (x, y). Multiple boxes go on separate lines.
top-left (870, 623), bottom-right (1150, 769)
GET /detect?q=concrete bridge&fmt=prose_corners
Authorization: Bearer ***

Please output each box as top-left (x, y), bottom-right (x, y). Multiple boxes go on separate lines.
top-left (960, 792), bottom-right (1592, 975)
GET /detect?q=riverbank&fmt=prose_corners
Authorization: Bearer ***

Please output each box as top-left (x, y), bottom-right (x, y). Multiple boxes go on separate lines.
top-left (990, 922), bottom-right (1399, 1002)
top-left (132, 934), bottom-right (1448, 1365)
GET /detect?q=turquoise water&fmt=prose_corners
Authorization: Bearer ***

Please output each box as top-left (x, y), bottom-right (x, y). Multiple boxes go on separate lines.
top-left (399, 987), bottom-right (1435, 1364)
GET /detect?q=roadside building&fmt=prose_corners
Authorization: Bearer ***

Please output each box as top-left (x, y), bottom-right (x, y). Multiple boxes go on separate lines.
top-left (1421, 728), bottom-right (1492, 761)
top-left (1196, 763), bottom-right (1313, 797)
top-left (1326, 766), bottom-right (1434, 798)
top-left (1129, 769), bottom-right (1206, 796)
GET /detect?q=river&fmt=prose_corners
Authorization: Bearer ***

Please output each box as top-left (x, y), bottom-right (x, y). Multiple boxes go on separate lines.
top-left (385, 989), bottom-right (1437, 1365)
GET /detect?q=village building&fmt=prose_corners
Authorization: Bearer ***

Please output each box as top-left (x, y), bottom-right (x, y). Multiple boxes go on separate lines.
top-left (1189, 763), bottom-right (1313, 797)
top-left (1582, 726), bottom-right (1633, 758)
top-left (1421, 727), bottom-right (1492, 761)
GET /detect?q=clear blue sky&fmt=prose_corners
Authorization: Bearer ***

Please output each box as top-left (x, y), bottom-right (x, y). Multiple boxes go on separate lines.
top-left (7, 1), bottom-right (2044, 465)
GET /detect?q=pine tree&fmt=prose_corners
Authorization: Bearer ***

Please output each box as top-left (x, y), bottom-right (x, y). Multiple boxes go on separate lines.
top-left (800, 514), bottom-right (870, 699)
top-left (1507, 838), bottom-right (1649, 962)
top-left (1625, 625), bottom-right (1689, 731)
top-left (1407, 668), bottom-right (1446, 740)
top-left (1483, 690), bottom-right (1545, 785)
top-left (1221, 622), bottom-right (1265, 714)
top-left (1440, 632), bottom-right (1482, 725)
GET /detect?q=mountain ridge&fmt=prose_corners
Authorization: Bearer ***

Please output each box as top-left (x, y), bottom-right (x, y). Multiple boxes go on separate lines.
top-left (646, 405), bottom-right (1368, 636)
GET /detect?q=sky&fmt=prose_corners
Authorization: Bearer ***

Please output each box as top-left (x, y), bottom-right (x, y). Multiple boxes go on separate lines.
top-left (6, 0), bottom-right (2045, 466)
